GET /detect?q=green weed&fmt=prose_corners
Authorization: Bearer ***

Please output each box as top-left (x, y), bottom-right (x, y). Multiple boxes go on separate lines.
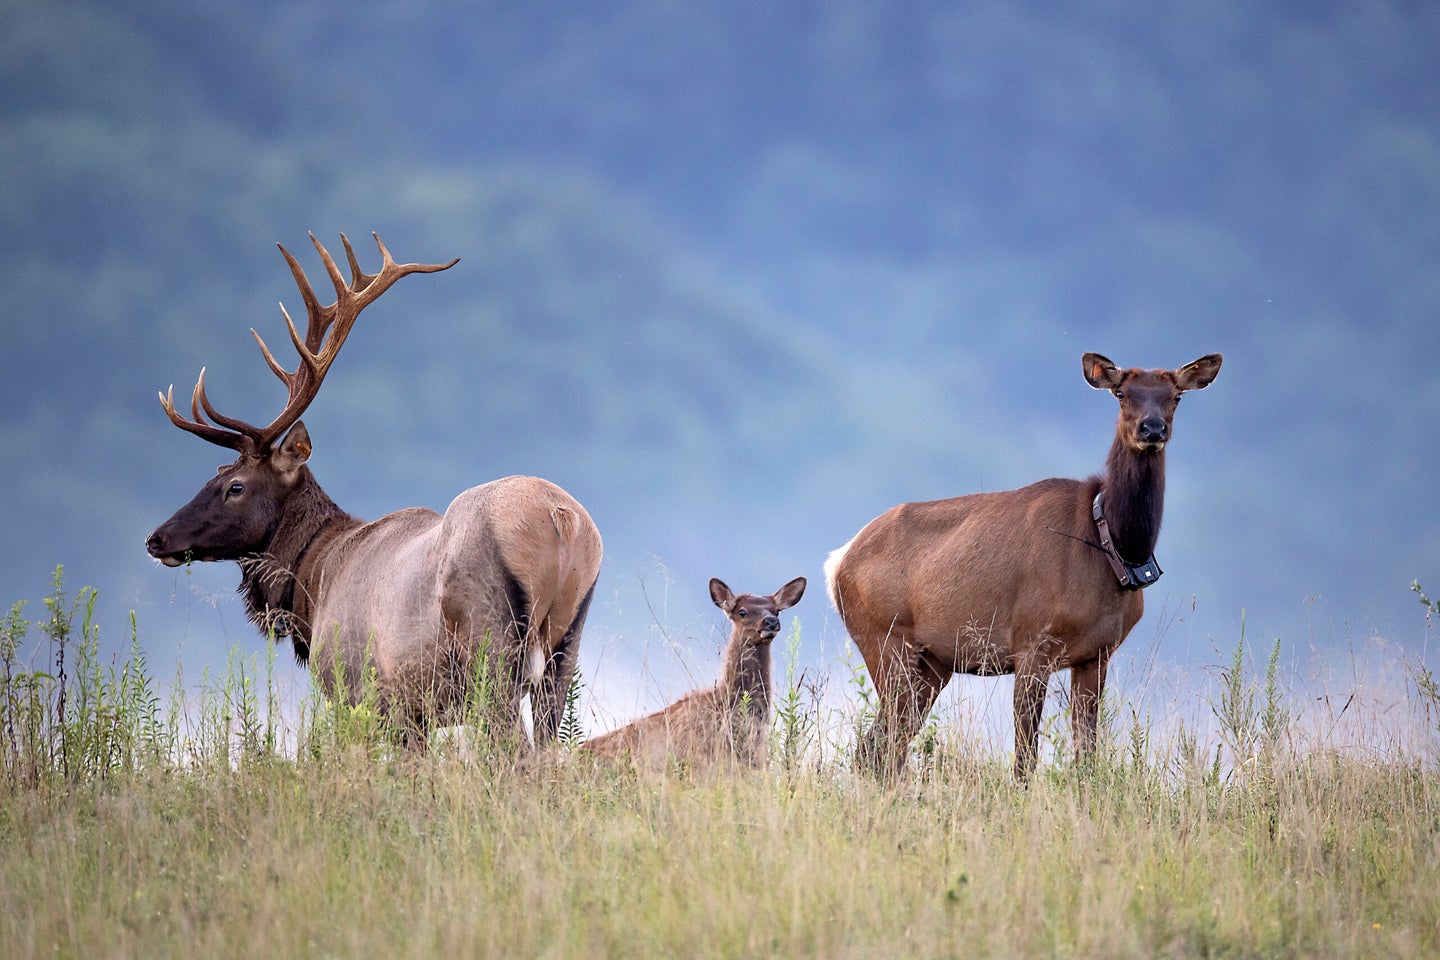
top-left (772, 616), bottom-right (814, 773)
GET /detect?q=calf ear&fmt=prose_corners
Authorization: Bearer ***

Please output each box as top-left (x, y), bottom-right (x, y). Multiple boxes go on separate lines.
top-left (709, 578), bottom-right (736, 612)
top-left (772, 576), bottom-right (807, 611)
top-left (1082, 353), bottom-right (1123, 390)
top-left (1175, 354), bottom-right (1222, 391)
top-left (273, 421), bottom-right (313, 474)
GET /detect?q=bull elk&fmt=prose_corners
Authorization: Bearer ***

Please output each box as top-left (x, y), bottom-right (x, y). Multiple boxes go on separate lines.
top-left (825, 352), bottom-right (1221, 779)
top-left (145, 232), bottom-right (603, 748)
top-left (583, 576), bottom-right (807, 770)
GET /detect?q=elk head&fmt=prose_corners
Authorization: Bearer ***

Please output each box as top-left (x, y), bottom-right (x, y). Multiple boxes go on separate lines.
top-left (709, 577), bottom-right (808, 644)
top-left (146, 233), bottom-right (458, 567)
top-left (1082, 352), bottom-right (1223, 453)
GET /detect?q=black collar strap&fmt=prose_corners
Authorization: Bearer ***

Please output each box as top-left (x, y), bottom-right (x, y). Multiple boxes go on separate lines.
top-left (1092, 492), bottom-right (1163, 590)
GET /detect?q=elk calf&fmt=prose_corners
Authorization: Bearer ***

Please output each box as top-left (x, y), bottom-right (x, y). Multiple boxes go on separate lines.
top-left (583, 577), bottom-right (806, 771)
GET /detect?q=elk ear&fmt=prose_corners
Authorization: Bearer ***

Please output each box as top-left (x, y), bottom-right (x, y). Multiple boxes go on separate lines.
top-left (1082, 352), bottom-right (1123, 390)
top-left (1174, 353), bottom-right (1222, 391)
top-left (272, 421), bottom-right (313, 474)
top-left (709, 578), bottom-right (736, 612)
top-left (772, 576), bottom-right (807, 611)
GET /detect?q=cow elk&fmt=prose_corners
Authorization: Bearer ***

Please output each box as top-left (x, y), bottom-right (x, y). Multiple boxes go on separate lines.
top-left (146, 232), bottom-right (603, 749)
top-left (825, 353), bottom-right (1221, 779)
top-left (583, 576), bottom-right (807, 771)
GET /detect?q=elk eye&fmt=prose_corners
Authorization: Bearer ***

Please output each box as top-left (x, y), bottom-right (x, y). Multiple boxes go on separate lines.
top-left (1114, 389), bottom-right (1125, 400)
top-left (735, 608), bottom-right (748, 618)
top-left (227, 481), bottom-right (245, 497)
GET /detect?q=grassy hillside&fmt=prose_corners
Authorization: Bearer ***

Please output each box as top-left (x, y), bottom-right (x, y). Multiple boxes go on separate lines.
top-left (2, 573), bottom-right (1437, 958)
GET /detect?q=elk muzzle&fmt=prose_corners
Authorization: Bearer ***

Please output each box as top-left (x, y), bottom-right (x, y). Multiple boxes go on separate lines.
top-left (145, 527), bottom-right (189, 567)
top-left (1136, 416), bottom-right (1169, 448)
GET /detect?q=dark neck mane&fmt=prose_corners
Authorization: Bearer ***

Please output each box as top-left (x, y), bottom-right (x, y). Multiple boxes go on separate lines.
top-left (238, 468), bottom-right (361, 662)
top-left (720, 633), bottom-right (772, 718)
top-left (1100, 438), bottom-right (1166, 563)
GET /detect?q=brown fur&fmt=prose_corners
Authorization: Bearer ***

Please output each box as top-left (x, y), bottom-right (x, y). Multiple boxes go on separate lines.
top-left (826, 353), bottom-right (1221, 779)
top-left (582, 577), bottom-right (806, 772)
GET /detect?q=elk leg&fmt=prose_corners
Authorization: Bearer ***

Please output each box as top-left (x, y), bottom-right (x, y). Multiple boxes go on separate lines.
top-left (531, 579), bottom-right (595, 744)
top-left (859, 638), bottom-right (949, 779)
top-left (440, 577), bottom-right (531, 750)
top-left (852, 635), bottom-right (893, 776)
top-left (1069, 653), bottom-right (1109, 763)
top-left (531, 631), bottom-right (577, 745)
top-left (1012, 662), bottom-right (1052, 781)
top-left (447, 617), bottom-right (527, 751)
top-left (855, 635), bottom-right (907, 777)
top-left (395, 706), bottom-right (430, 755)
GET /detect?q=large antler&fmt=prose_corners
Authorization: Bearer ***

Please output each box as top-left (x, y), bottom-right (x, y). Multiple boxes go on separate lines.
top-left (159, 232), bottom-right (459, 455)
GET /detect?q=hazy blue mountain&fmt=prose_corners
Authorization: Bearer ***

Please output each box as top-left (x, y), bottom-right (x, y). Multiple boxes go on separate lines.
top-left (3, 0), bottom-right (1436, 728)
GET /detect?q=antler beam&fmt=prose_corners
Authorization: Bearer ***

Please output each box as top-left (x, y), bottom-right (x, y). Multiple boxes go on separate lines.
top-left (158, 232), bottom-right (459, 454)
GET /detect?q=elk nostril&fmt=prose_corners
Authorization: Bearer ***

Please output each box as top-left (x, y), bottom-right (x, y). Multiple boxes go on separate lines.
top-left (1138, 418), bottom-right (1168, 442)
top-left (145, 531), bottom-right (165, 555)
top-left (762, 616), bottom-right (781, 633)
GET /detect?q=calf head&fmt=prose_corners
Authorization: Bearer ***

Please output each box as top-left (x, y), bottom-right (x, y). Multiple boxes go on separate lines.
top-left (709, 576), bottom-right (808, 644)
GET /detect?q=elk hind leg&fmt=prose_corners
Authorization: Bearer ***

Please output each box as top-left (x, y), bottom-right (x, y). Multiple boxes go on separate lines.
top-left (858, 638), bottom-right (951, 779)
top-left (531, 580), bottom-right (596, 745)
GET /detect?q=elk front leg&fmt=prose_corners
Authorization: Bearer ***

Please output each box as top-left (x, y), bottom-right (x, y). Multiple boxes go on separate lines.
top-left (1069, 652), bottom-right (1109, 765)
top-left (1012, 660), bottom-right (1053, 782)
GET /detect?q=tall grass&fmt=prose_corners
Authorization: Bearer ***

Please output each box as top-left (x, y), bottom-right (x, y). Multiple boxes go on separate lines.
top-left (1, 569), bottom-right (1436, 958)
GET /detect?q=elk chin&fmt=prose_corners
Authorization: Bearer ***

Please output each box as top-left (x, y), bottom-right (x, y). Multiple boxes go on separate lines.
top-left (147, 542), bottom-right (200, 567)
top-left (147, 527), bottom-right (225, 567)
top-left (148, 538), bottom-right (254, 565)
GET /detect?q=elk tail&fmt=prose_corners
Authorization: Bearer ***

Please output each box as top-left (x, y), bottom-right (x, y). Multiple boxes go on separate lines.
top-left (550, 504), bottom-right (579, 547)
top-left (823, 535), bottom-right (857, 614)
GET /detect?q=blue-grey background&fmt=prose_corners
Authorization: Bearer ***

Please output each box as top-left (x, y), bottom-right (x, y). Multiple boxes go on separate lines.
top-left (4, 1), bottom-right (1436, 732)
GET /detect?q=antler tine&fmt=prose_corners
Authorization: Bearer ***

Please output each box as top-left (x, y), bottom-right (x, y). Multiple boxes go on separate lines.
top-left (340, 233), bottom-right (376, 291)
top-left (370, 231), bottom-right (462, 280)
top-left (250, 298), bottom-right (323, 381)
top-left (276, 240), bottom-right (332, 353)
top-left (251, 324), bottom-right (292, 384)
top-left (194, 366), bottom-right (269, 437)
top-left (309, 231), bottom-right (352, 312)
top-left (156, 370), bottom-right (252, 452)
